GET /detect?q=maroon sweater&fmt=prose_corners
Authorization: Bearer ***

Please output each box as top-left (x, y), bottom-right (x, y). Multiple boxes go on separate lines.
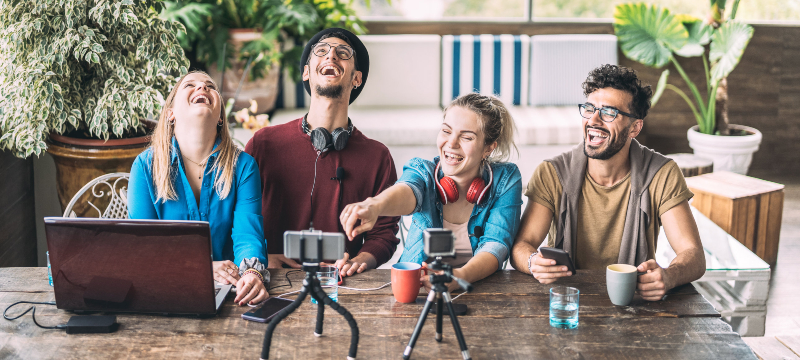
top-left (245, 118), bottom-right (400, 265)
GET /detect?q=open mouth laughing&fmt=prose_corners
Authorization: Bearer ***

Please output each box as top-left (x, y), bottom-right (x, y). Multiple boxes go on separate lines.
top-left (443, 151), bottom-right (464, 165)
top-left (190, 93), bottom-right (212, 106)
top-left (586, 127), bottom-right (609, 147)
top-left (318, 63), bottom-right (342, 78)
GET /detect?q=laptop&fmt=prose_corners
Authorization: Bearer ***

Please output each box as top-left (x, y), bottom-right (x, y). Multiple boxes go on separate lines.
top-left (44, 217), bottom-right (232, 315)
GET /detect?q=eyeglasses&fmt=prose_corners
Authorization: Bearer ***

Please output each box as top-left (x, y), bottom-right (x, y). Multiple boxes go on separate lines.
top-left (578, 103), bottom-right (637, 123)
top-left (311, 42), bottom-right (355, 60)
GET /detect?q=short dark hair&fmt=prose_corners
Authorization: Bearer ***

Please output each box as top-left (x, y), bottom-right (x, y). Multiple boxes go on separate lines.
top-left (314, 31), bottom-right (358, 71)
top-left (582, 64), bottom-right (653, 120)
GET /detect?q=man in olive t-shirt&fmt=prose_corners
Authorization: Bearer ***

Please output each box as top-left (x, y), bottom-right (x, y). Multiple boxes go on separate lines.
top-left (510, 65), bottom-right (705, 301)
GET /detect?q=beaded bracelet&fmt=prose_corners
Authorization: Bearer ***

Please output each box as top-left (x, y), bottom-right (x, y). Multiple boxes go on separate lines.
top-left (527, 251), bottom-right (539, 275)
top-left (243, 268), bottom-right (264, 283)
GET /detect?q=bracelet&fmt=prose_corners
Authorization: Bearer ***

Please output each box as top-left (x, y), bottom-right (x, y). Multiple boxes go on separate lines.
top-left (243, 268), bottom-right (264, 283)
top-left (527, 251), bottom-right (538, 275)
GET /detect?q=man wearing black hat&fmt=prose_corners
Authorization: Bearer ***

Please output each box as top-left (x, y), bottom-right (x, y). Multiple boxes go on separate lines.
top-left (245, 28), bottom-right (400, 278)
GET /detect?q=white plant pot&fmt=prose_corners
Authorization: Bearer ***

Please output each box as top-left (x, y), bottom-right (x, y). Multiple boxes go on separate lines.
top-left (687, 124), bottom-right (762, 175)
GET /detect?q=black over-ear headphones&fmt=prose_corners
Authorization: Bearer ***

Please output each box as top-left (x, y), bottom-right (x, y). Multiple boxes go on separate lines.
top-left (302, 115), bottom-right (353, 152)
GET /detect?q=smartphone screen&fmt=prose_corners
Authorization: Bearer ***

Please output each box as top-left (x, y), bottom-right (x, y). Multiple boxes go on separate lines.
top-left (241, 298), bottom-right (294, 323)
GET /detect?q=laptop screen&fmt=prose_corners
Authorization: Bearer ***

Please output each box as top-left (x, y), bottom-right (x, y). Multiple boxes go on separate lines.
top-left (44, 218), bottom-right (219, 315)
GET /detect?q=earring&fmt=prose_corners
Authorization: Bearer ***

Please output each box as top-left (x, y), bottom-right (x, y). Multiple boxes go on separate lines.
top-left (218, 119), bottom-right (224, 127)
top-left (353, 84), bottom-right (359, 89)
top-left (168, 117), bottom-right (175, 126)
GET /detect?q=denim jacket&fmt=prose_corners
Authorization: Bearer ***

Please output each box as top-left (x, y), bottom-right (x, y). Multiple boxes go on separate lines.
top-left (396, 157), bottom-right (523, 269)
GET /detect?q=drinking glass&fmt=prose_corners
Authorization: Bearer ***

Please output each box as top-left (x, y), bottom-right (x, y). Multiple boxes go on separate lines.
top-left (311, 266), bottom-right (338, 304)
top-left (550, 286), bottom-right (579, 329)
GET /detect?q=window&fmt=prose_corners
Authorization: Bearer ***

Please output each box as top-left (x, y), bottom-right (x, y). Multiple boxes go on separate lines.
top-left (532, 0), bottom-right (800, 21)
top-left (357, 0), bottom-right (800, 22)
top-left (354, 0), bottom-right (528, 21)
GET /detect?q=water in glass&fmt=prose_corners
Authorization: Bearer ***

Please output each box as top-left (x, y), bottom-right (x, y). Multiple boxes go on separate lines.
top-left (549, 286), bottom-right (579, 329)
top-left (311, 266), bottom-right (338, 304)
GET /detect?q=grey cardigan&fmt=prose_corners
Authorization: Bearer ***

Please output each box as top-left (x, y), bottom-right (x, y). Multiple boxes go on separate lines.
top-left (546, 139), bottom-right (671, 266)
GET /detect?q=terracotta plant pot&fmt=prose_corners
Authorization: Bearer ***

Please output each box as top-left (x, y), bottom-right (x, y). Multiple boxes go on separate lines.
top-left (46, 124), bottom-right (153, 217)
top-left (207, 28), bottom-right (280, 114)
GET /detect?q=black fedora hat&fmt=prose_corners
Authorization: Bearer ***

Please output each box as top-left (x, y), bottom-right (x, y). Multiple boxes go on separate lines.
top-left (300, 28), bottom-right (369, 104)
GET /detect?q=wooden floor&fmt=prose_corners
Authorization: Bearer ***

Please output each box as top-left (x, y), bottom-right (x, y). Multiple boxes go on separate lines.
top-left (743, 171), bottom-right (800, 359)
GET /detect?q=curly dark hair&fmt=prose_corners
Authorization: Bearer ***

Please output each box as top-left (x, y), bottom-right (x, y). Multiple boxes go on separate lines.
top-left (582, 64), bottom-right (653, 120)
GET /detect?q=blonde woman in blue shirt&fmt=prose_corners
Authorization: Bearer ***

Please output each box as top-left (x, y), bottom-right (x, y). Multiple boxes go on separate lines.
top-left (129, 72), bottom-right (269, 306)
top-left (340, 93), bottom-right (522, 292)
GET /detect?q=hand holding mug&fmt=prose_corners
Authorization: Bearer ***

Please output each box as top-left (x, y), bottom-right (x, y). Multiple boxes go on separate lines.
top-left (636, 259), bottom-right (671, 301)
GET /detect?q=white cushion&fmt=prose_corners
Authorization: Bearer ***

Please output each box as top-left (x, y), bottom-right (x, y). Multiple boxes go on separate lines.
top-left (508, 106), bottom-right (582, 145)
top-left (530, 34), bottom-right (618, 106)
top-left (351, 35), bottom-right (442, 108)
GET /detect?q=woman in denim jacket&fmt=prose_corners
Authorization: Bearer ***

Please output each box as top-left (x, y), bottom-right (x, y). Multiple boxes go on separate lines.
top-left (340, 93), bottom-right (522, 291)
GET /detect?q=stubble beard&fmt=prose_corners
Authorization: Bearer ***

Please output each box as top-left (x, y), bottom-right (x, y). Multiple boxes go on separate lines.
top-left (583, 124), bottom-right (631, 160)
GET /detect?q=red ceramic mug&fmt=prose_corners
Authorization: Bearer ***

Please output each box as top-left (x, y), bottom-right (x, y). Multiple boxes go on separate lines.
top-left (391, 262), bottom-right (428, 303)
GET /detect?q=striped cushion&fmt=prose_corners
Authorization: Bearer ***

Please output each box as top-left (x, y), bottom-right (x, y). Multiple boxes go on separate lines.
top-left (530, 34), bottom-right (618, 106)
top-left (441, 35), bottom-right (530, 107)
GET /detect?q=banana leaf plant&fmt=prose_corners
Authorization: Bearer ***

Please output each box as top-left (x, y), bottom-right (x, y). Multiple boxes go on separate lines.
top-left (613, 2), bottom-right (753, 135)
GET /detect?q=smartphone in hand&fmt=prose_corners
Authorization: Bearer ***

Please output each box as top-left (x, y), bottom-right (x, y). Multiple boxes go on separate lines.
top-left (539, 247), bottom-right (576, 274)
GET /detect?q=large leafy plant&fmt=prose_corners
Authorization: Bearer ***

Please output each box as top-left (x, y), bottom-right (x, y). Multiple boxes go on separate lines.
top-left (614, 1), bottom-right (753, 135)
top-left (0, 0), bottom-right (189, 158)
top-left (161, 0), bottom-right (366, 81)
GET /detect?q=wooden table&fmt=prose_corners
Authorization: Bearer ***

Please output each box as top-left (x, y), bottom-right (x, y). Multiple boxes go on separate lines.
top-left (0, 268), bottom-right (756, 359)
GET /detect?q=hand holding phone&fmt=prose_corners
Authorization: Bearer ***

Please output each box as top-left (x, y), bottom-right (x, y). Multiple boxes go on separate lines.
top-left (539, 247), bottom-right (576, 274)
top-left (528, 247), bottom-right (575, 284)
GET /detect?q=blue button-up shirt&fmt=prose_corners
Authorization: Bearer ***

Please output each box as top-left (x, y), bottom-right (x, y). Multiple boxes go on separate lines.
top-left (128, 137), bottom-right (267, 266)
top-left (397, 157), bottom-right (522, 269)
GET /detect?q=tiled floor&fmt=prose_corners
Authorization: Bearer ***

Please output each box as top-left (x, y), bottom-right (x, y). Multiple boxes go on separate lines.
top-left (749, 171), bottom-right (800, 338)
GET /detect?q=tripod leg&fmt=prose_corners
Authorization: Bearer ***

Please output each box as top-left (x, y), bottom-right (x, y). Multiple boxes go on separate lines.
top-left (313, 284), bottom-right (360, 360)
top-left (435, 294), bottom-right (443, 342)
top-left (261, 285), bottom-right (310, 360)
top-left (443, 292), bottom-right (471, 360)
top-left (403, 290), bottom-right (437, 360)
top-left (314, 302), bottom-right (325, 337)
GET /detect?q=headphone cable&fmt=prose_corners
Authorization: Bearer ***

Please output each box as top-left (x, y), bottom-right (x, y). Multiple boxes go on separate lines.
top-left (309, 150), bottom-right (322, 228)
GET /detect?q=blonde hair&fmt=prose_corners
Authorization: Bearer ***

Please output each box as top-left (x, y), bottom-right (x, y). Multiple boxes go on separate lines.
top-left (445, 93), bottom-right (518, 163)
top-left (150, 71), bottom-right (240, 203)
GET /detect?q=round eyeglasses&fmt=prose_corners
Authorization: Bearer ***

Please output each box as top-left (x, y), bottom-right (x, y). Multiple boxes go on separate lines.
top-left (311, 42), bottom-right (355, 60)
top-left (578, 103), bottom-right (637, 123)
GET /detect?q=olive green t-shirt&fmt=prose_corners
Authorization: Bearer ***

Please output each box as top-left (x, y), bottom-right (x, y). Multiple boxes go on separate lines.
top-left (524, 160), bottom-right (693, 270)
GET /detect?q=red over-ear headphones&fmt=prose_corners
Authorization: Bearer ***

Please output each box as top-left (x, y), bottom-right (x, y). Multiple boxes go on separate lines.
top-left (434, 161), bottom-right (493, 205)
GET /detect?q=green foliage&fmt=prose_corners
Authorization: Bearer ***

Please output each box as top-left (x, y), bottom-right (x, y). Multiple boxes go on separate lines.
top-left (614, 2), bottom-right (753, 135)
top-left (613, 3), bottom-right (688, 68)
top-left (0, 0), bottom-right (190, 158)
top-left (161, 0), bottom-right (367, 81)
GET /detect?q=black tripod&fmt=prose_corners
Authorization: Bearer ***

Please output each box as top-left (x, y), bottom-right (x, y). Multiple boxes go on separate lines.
top-left (403, 257), bottom-right (473, 360)
top-left (260, 232), bottom-right (359, 360)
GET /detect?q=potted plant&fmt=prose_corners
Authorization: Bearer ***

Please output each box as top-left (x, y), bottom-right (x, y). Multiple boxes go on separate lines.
top-left (160, 0), bottom-right (366, 114)
top-left (0, 0), bottom-right (189, 216)
top-left (614, 1), bottom-right (760, 174)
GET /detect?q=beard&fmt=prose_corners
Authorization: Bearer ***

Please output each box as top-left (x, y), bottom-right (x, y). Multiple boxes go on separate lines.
top-left (315, 84), bottom-right (344, 99)
top-left (583, 124), bottom-right (630, 160)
